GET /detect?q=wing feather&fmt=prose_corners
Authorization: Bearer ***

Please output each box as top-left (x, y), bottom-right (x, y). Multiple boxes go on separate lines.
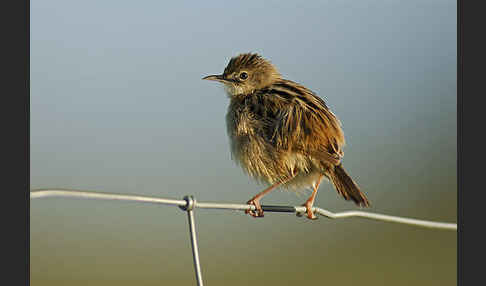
top-left (261, 80), bottom-right (345, 166)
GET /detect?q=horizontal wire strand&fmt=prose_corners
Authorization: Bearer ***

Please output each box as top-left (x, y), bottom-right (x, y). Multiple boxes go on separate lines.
top-left (30, 189), bottom-right (457, 231)
top-left (30, 189), bottom-right (187, 207)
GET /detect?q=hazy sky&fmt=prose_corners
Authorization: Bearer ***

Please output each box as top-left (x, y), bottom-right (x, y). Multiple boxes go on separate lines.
top-left (31, 1), bottom-right (456, 285)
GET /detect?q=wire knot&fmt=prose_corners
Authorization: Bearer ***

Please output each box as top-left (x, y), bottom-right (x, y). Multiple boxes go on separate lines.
top-left (180, 195), bottom-right (196, 211)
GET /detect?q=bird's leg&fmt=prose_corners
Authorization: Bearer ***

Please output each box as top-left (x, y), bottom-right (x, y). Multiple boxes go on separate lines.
top-left (246, 172), bottom-right (298, 218)
top-left (245, 182), bottom-right (281, 218)
top-left (302, 174), bottom-right (324, 220)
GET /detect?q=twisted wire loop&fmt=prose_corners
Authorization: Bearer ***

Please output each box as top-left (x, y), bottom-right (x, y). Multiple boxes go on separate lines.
top-left (30, 189), bottom-right (457, 231)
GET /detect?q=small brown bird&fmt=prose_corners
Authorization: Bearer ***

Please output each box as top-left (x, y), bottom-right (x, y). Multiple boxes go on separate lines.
top-left (203, 53), bottom-right (369, 219)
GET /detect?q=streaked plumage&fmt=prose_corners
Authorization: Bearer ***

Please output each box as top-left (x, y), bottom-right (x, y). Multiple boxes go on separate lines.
top-left (204, 53), bottom-right (369, 219)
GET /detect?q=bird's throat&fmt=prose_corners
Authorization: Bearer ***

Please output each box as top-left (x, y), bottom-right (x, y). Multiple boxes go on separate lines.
top-left (224, 83), bottom-right (249, 97)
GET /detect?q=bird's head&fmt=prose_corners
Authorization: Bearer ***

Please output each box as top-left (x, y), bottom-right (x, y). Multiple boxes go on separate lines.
top-left (203, 53), bottom-right (281, 96)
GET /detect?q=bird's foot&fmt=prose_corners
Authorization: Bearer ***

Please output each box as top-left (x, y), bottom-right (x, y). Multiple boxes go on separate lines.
top-left (245, 198), bottom-right (264, 218)
top-left (300, 199), bottom-right (318, 220)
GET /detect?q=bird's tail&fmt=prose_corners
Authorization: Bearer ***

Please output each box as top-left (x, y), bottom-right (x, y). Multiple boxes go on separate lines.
top-left (328, 164), bottom-right (370, 207)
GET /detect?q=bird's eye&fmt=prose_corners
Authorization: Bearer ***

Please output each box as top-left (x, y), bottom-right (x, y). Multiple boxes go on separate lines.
top-left (239, 72), bottom-right (248, 80)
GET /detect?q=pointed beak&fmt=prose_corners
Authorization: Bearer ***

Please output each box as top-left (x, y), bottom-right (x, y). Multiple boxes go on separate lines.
top-left (202, 74), bottom-right (226, 82)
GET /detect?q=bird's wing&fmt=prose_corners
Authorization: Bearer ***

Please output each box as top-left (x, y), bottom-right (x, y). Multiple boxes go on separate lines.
top-left (263, 80), bottom-right (345, 166)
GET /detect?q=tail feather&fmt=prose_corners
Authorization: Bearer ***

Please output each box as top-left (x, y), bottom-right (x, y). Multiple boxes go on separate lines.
top-left (329, 164), bottom-right (370, 207)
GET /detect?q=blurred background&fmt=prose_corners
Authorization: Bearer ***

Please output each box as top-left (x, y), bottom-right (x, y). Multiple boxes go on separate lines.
top-left (30, 0), bottom-right (456, 285)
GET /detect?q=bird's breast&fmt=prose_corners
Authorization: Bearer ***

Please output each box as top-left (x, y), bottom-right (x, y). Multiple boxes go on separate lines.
top-left (224, 101), bottom-right (313, 187)
top-left (225, 102), bottom-right (257, 155)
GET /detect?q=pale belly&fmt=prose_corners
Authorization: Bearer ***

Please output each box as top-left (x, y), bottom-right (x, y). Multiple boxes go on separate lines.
top-left (226, 123), bottom-right (325, 191)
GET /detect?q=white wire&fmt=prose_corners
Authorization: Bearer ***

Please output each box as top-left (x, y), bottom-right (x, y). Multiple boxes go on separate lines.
top-left (30, 189), bottom-right (457, 231)
top-left (185, 199), bottom-right (204, 286)
top-left (311, 208), bottom-right (456, 230)
top-left (30, 189), bottom-right (187, 207)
